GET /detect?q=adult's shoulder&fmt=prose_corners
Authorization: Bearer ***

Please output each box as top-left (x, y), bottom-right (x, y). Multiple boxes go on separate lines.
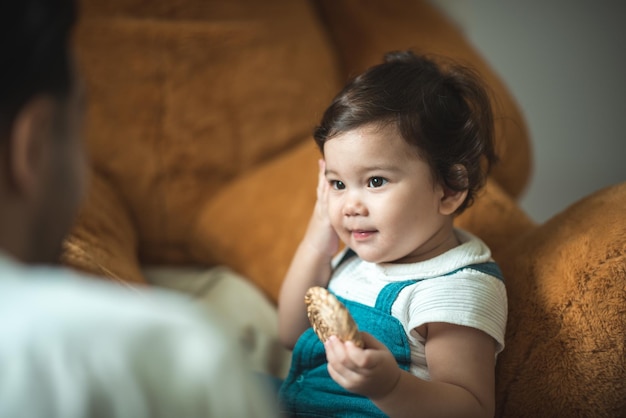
top-left (0, 261), bottom-right (217, 339)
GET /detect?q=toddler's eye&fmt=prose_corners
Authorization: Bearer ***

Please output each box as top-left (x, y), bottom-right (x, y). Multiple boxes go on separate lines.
top-left (368, 177), bottom-right (387, 188)
top-left (330, 180), bottom-right (346, 190)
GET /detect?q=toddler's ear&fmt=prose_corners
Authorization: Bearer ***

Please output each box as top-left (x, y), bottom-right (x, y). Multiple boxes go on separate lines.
top-left (438, 164), bottom-right (469, 215)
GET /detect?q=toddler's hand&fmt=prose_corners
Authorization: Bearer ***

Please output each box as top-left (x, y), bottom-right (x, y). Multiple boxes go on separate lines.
top-left (324, 333), bottom-right (401, 400)
top-left (302, 159), bottom-right (339, 257)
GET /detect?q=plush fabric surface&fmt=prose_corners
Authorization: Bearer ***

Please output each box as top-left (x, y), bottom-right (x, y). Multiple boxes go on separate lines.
top-left (62, 0), bottom-right (626, 415)
top-left (495, 182), bottom-right (626, 417)
top-left (72, 0), bottom-right (339, 269)
top-left (193, 140), bottom-right (320, 301)
top-left (62, 170), bottom-right (143, 286)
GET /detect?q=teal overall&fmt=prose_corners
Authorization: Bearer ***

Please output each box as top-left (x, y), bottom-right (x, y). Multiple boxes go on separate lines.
top-left (279, 252), bottom-right (503, 417)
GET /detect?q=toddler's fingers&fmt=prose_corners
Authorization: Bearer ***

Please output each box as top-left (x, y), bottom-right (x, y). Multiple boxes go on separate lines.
top-left (325, 336), bottom-right (346, 362)
top-left (326, 336), bottom-right (361, 371)
top-left (318, 158), bottom-right (326, 173)
top-left (316, 159), bottom-right (327, 198)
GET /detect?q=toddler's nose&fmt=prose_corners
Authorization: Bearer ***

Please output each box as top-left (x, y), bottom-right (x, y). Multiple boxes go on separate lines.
top-left (342, 193), bottom-right (367, 217)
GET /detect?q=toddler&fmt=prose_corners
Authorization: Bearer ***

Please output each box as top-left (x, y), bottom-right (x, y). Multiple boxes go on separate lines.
top-left (278, 51), bottom-right (507, 417)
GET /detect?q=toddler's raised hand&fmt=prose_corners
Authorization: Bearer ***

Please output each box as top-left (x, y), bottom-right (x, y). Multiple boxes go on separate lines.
top-left (302, 159), bottom-right (339, 258)
top-left (278, 159), bottom-right (341, 348)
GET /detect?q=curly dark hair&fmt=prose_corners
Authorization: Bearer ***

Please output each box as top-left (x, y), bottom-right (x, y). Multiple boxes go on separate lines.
top-left (313, 50), bottom-right (498, 214)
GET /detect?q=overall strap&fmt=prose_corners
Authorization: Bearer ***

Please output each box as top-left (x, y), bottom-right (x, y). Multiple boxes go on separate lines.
top-left (375, 280), bottom-right (420, 314)
top-left (374, 261), bottom-right (504, 314)
top-left (443, 261), bottom-right (505, 282)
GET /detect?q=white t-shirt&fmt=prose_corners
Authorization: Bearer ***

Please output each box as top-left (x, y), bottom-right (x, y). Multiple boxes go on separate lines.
top-left (0, 254), bottom-right (276, 418)
top-left (328, 229), bottom-right (507, 380)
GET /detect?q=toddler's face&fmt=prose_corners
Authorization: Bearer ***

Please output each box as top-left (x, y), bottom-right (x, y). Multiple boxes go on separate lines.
top-left (323, 124), bottom-right (456, 264)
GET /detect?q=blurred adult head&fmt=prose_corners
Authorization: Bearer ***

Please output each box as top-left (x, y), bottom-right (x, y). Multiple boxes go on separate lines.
top-left (0, 0), bottom-right (87, 264)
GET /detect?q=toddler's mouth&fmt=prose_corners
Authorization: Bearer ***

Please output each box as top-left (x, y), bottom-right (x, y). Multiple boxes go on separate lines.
top-left (351, 230), bottom-right (377, 240)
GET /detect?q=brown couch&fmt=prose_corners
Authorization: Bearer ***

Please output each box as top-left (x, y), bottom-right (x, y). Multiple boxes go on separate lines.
top-left (63, 0), bottom-right (626, 416)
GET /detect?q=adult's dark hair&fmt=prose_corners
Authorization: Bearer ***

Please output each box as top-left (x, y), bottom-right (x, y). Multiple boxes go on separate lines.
top-left (314, 50), bottom-right (498, 214)
top-left (0, 0), bottom-right (77, 138)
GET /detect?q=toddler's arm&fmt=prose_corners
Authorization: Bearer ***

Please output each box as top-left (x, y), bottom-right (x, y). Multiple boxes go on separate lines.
top-left (325, 324), bottom-right (496, 418)
top-left (278, 160), bottom-right (340, 349)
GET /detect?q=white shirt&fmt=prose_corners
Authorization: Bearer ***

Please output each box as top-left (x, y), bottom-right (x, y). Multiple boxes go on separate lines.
top-left (328, 229), bottom-right (507, 380)
top-left (0, 254), bottom-right (276, 418)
